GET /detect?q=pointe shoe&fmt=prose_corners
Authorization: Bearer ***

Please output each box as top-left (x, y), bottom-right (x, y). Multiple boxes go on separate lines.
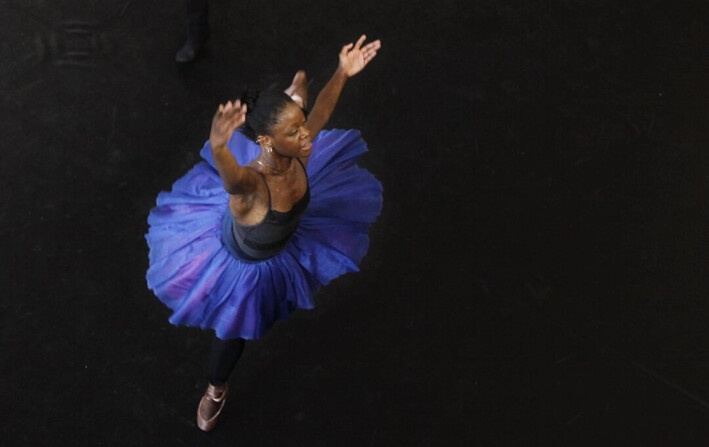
top-left (196, 382), bottom-right (228, 432)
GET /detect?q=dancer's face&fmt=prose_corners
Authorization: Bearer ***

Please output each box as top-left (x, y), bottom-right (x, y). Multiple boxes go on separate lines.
top-left (266, 102), bottom-right (311, 158)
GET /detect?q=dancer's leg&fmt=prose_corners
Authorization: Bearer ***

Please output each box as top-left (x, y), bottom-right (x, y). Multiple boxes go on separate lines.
top-left (197, 337), bottom-right (245, 431)
top-left (207, 337), bottom-right (245, 385)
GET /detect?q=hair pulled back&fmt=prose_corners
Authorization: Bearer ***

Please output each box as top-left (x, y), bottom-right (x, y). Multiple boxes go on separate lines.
top-left (239, 89), bottom-right (294, 142)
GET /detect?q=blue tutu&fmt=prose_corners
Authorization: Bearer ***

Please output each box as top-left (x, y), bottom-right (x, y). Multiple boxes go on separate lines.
top-left (145, 129), bottom-right (383, 340)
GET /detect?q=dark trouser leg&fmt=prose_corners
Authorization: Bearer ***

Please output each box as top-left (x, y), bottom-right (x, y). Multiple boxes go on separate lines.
top-left (176, 0), bottom-right (209, 62)
top-left (207, 337), bottom-right (246, 385)
top-left (185, 0), bottom-right (209, 40)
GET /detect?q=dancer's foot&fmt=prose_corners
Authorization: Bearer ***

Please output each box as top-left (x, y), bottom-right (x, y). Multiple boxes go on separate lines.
top-left (196, 382), bottom-right (228, 432)
top-left (285, 70), bottom-right (308, 110)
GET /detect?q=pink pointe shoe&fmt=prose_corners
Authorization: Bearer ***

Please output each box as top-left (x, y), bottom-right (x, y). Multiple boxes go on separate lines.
top-left (196, 382), bottom-right (228, 432)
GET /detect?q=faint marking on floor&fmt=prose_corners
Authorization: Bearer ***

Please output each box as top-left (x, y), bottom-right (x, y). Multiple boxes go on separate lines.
top-left (47, 22), bottom-right (104, 68)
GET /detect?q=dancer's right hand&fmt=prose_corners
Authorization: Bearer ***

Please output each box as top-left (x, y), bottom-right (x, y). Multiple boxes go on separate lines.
top-left (210, 100), bottom-right (247, 148)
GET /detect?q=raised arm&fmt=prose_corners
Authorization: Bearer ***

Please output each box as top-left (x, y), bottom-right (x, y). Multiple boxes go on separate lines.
top-left (306, 35), bottom-right (381, 137)
top-left (209, 100), bottom-right (261, 195)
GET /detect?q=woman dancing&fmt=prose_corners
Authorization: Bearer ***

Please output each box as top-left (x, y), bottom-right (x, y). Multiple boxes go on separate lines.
top-left (145, 35), bottom-right (382, 431)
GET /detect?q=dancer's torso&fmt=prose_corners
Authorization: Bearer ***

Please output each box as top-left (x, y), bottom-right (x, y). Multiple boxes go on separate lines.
top-left (228, 158), bottom-right (310, 259)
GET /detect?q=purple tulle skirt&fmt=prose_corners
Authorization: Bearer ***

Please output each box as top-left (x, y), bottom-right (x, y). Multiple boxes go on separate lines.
top-left (145, 129), bottom-right (383, 340)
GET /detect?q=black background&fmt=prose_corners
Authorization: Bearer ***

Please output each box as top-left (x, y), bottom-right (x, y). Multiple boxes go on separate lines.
top-left (2, 0), bottom-right (707, 445)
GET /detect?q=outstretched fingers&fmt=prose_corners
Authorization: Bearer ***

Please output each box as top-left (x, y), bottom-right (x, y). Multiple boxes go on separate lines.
top-left (361, 40), bottom-right (381, 64)
top-left (219, 99), bottom-right (240, 113)
top-left (212, 100), bottom-right (247, 148)
top-left (354, 34), bottom-right (367, 50)
top-left (337, 35), bottom-right (382, 76)
top-left (220, 101), bottom-right (247, 123)
top-left (340, 42), bottom-right (354, 57)
top-left (362, 40), bottom-right (382, 53)
top-left (232, 104), bottom-right (247, 130)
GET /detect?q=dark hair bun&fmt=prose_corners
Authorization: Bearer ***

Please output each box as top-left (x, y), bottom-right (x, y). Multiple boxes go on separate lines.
top-left (238, 88), bottom-right (294, 142)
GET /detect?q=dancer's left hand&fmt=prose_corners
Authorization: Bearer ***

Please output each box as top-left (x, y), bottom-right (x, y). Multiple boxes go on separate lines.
top-left (338, 35), bottom-right (381, 78)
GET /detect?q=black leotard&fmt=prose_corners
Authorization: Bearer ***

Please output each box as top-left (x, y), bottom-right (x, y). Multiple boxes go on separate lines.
top-left (229, 158), bottom-right (310, 261)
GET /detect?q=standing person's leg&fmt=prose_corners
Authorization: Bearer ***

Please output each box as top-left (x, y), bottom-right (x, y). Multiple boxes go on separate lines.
top-left (176, 0), bottom-right (210, 63)
top-left (197, 337), bottom-right (246, 431)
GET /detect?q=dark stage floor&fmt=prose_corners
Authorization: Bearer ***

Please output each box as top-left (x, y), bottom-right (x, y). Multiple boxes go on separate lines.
top-left (2, 0), bottom-right (707, 445)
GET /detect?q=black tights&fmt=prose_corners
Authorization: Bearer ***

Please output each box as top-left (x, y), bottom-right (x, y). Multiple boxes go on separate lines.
top-left (207, 337), bottom-right (245, 386)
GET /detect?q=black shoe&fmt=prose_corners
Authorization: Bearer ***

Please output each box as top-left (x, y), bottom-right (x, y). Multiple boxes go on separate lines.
top-left (175, 29), bottom-right (210, 63)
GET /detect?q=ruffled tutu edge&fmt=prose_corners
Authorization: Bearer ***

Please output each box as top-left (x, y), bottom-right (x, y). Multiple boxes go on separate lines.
top-left (145, 129), bottom-right (382, 340)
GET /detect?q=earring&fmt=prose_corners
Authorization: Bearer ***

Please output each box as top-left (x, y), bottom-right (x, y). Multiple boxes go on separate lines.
top-left (265, 144), bottom-right (273, 153)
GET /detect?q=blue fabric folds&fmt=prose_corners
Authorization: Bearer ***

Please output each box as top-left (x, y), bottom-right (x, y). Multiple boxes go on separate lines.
top-left (145, 129), bottom-right (383, 340)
